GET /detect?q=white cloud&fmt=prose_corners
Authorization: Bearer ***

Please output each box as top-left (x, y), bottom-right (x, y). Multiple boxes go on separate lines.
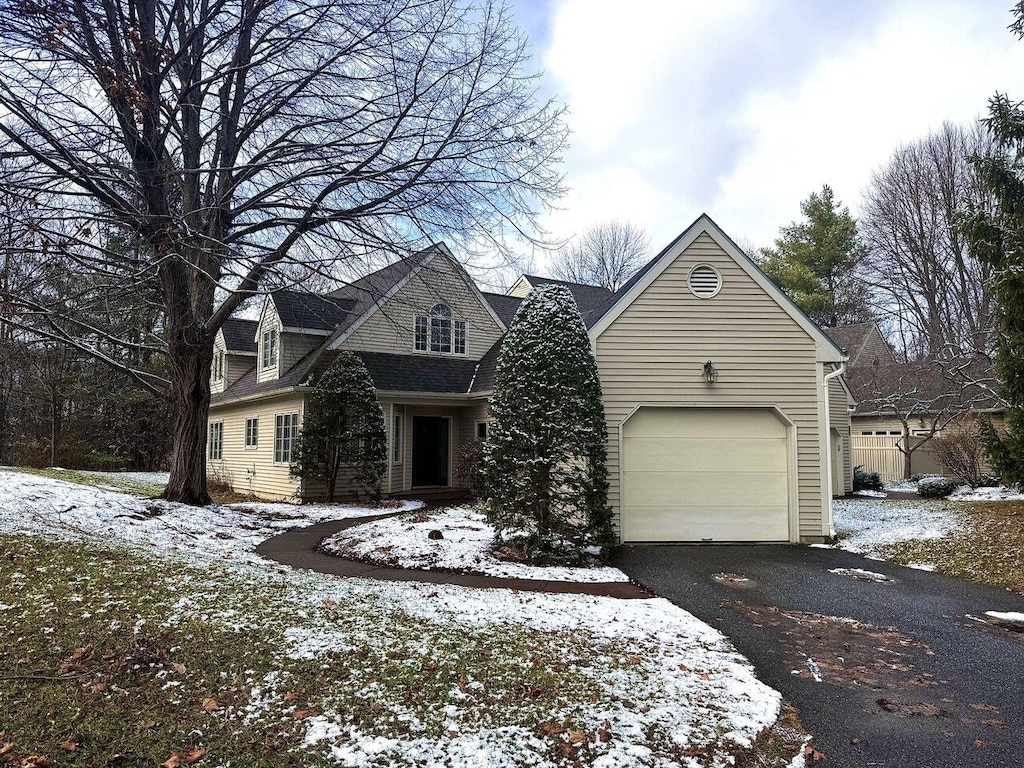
top-left (531, 0), bottom-right (1024, 262)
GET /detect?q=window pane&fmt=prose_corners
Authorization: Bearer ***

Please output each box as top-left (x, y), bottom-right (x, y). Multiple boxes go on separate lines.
top-left (454, 321), bottom-right (466, 354)
top-left (393, 414), bottom-right (403, 463)
top-left (414, 316), bottom-right (428, 351)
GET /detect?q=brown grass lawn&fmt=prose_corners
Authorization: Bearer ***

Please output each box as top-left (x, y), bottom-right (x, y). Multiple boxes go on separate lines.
top-left (879, 500), bottom-right (1024, 595)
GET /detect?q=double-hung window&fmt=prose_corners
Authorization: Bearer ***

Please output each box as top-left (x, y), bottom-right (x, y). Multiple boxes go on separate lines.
top-left (414, 304), bottom-right (466, 354)
top-left (261, 330), bottom-right (278, 369)
top-left (245, 416), bottom-right (259, 449)
top-left (208, 422), bottom-right (223, 460)
top-left (274, 412), bottom-right (299, 464)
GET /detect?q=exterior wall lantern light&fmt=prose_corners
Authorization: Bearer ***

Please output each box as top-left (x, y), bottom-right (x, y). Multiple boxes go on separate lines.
top-left (702, 360), bottom-right (718, 384)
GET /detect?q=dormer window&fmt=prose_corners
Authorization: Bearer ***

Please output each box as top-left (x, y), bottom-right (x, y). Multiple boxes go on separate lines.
top-left (414, 303), bottom-right (466, 354)
top-left (261, 329), bottom-right (278, 369)
top-left (212, 351), bottom-right (225, 382)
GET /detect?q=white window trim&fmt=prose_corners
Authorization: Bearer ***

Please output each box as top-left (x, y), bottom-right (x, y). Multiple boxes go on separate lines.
top-left (412, 304), bottom-right (468, 356)
top-left (244, 416), bottom-right (259, 450)
top-left (392, 412), bottom-right (404, 465)
top-left (208, 421), bottom-right (223, 461)
top-left (273, 411), bottom-right (299, 465)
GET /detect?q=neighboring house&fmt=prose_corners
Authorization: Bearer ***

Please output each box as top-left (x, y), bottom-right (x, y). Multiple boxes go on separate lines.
top-left (209, 215), bottom-right (852, 543)
top-left (824, 322), bottom-right (1005, 479)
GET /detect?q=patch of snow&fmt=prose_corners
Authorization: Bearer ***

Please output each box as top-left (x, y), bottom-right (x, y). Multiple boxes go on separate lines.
top-left (884, 480), bottom-right (917, 493)
top-left (76, 470), bottom-right (171, 487)
top-left (853, 490), bottom-right (887, 498)
top-left (833, 497), bottom-right (964, 556)
top-left (985, 611), bottom-right (1024, 626)
top-left (949, 485), bottom-right (1024, 502)
top-left (827, 567), bottom-right (890, 582)
top-left (905, 562), bottom-right (936, 572)
top-left (804, 657), bottom-right (822, 683)
top-left (0, 468), bottom-right (419, 566)
top-left (321, 507), bottom-right (629, 583)
top-left (0, 467), bottom-right (789, 765)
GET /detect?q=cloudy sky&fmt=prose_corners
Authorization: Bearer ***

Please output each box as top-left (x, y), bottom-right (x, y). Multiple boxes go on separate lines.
top-left (506, 0), bottom-right (1024, 266)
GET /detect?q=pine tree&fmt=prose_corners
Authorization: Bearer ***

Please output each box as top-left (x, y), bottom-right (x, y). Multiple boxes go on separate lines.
top-left (291, 352), bottom-right (387, 502)
top-left (485, 284), bottom-right (612, 559)
top-left (964, 85), bottom-right (1024, 487)
top-left (758, 185), bottom-right (874, 328)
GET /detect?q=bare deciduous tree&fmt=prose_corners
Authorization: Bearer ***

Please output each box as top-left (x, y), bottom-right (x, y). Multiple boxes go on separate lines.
top-left (860, 121), bottom-right (996, 358)
top-left (0, 0), bottom-right (567, 503)
top-left (550, 220), bottom-right (649, 291)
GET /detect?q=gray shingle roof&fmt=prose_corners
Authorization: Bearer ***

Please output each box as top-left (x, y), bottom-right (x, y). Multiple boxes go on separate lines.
top-left (520, 275), bottom-right (614, 318)
top-left (481, 292), bottom-right (521, 327)
top-left (271, 290), bottom-right (356, 332)
top-left (220, 318), bottom-right (258, 354)
top-left (211, 349), bottom-right (483, 405)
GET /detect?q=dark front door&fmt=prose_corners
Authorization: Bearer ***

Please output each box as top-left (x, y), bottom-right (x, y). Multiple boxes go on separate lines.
top-left (412, 416), bottom-right (449, 487)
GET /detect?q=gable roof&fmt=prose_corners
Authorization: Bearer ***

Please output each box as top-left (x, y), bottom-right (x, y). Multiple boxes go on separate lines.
top-left (515, 275), bottom-right (614, 317)
top-left (327, 243), bottom-right (507, 350)
top-left (271, 290), bottom-right (357, 333)
top-left (219, 318), bottom-right (258, 354)
top-left (824, 323), bottom-right (896, 368)
top-left (585, 214), bottom-right (846, 363)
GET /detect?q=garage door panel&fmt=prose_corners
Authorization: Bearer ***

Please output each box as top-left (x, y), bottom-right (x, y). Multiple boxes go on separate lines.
top-left (623, 437), bottom-right (788, 472)
top-left (625, 407), bottom-right (786, 438)
top-left (622, 506), bottom-right (790, 542)
top-left (623, 471), bottom-right (789, 507)
top-left (621, 407), bottom-right (791, 542)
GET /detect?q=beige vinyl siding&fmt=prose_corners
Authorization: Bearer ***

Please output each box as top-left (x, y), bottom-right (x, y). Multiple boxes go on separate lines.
top-left (595, 231), bottom-right (827, 541)
top-left (828, 376), bottom-right (853, 494)
top-left (225, 356), bottom-right (254, 389)
top-left (207, 393), bottom-right (305, 501)
top-left (279, 331), bottom-right (321, 372)
top-left (340, 256), bottom-right (504, 360)
top-left (457, 400), bottom-right (491, 450)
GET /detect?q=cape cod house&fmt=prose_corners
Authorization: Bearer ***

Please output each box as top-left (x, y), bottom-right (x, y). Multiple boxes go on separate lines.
top-left (208, 215), bottom-right (853, 543)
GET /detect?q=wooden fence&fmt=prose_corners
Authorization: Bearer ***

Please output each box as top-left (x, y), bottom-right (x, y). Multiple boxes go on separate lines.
top-left (851, 435), bottom-right (944, 481)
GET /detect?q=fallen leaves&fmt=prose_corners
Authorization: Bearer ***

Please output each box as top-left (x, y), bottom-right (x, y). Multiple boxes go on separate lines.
top-left (201, 697), bottom-right (220, 713)
top-left (161, 746), bottom-right (206, 768)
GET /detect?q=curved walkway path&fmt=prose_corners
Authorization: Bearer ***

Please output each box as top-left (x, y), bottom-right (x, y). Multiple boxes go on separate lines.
top-left (256, 514), bottom-right (651, 599)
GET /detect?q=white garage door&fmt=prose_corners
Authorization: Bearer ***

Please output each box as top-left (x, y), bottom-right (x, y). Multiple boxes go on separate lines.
top-left (621, 407), bottom-right (790, 542)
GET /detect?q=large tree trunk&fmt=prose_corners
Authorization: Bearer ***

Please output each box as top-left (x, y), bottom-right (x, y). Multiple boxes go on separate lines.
top-left (162, 332), bottom-right (213, 504)
top-left (160, 260), bottom-right (215, 505)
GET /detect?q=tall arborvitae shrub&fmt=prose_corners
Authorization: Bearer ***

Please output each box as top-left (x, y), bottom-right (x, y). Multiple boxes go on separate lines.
top-left (485, 284), bottom-right (612, 557)
top-left (291, 351), bottom-right (387, 502)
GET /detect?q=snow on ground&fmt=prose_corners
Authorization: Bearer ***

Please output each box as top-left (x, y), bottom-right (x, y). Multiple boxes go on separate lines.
top-left (832, 497), bottom-right (965, 556)
top-left (950, 485), bottom-right (1024, 501)
top-left (985, 611), bottom-right (1024, 627)
top-left (827, 568), bottom-right (891, 582)
top-left (74, 469), bottom-right (171, 488)
top-left (0, 468), bottom-right (787, 766)
top-left (0, 469), bottom-right (419, 566)
top-left (321, 506), bottom-right (630, 583)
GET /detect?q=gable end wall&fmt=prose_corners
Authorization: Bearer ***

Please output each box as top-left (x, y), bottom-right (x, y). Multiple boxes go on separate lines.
top-left (595, 231), bottom-right (827, 540)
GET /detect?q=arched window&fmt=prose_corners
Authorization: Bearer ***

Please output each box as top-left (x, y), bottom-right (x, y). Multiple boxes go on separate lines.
top-left (414, 303), bottom-right (466, 354)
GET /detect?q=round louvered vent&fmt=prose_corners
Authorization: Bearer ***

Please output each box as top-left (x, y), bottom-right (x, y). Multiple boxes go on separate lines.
top-left (687, 264), bottom-right (722, 298)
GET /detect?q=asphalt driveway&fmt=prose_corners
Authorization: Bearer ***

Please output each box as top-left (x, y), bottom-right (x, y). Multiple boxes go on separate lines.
top-left (613, 545), bottom-right (1024, 768)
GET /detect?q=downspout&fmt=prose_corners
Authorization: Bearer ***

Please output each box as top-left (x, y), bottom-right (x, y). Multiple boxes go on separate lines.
top-left (822, 361), bottom-right (847, 538)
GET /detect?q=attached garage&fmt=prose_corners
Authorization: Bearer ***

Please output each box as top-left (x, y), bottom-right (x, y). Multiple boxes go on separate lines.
top-left (620, 407), bottom-right (794, 543)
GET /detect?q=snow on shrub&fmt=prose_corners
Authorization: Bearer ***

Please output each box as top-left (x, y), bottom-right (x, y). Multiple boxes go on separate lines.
top-left (917, 476), bottom-right (956, 499)
top-left (484, 285), bottom-right (612, 563)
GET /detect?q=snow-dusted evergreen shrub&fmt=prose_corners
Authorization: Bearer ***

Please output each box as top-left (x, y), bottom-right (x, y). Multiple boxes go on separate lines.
top-left (291, 352), bottom-right (387, 503)
top-left (485, 284), bottom-right (612, 561)
top-left (917, 476), bottom-right (956, 499)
